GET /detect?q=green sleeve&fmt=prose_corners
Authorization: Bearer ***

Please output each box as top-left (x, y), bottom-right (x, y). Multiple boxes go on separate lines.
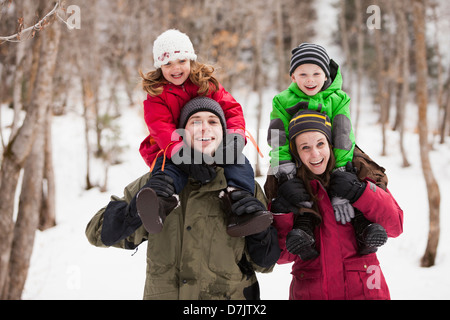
top-left (268, 95), bottom-right (293, 168)
top-left (328, 93), bottom-right (355, 168)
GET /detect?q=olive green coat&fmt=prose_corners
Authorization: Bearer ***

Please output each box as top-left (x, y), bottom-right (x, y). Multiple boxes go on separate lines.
top-left (86, 168), bottom-right (273, 300)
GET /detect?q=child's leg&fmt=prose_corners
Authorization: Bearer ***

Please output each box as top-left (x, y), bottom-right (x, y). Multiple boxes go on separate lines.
top-left (151, 156), bottom-right (188, 194)
top-left (222, 156), bottom-right (255, 195)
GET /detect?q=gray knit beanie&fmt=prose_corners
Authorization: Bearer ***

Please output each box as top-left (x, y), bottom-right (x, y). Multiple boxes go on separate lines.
top-left (290, 43), bottom-right (330, 77)
top-left (179, 97), bottom-right (226, 134)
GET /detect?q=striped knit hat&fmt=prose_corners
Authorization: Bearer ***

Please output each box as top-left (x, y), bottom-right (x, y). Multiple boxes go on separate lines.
top-left (289, 43), bottom-right (330, 77)
top-left (288, 110), bottom-right (332, 167)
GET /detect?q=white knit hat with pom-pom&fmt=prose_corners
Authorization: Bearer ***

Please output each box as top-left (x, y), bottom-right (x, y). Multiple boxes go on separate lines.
top-left (153, 29), bottom-right (197, 69)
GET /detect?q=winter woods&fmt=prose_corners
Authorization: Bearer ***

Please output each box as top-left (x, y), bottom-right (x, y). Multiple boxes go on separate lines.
top-left (0, 0), bottom-right (448, 299)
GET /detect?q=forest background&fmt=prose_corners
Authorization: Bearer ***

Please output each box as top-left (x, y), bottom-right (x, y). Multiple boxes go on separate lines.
top-left (0, 0), bottom-right (449, 300)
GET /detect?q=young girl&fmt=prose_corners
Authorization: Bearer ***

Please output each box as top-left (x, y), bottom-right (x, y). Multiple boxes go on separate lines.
top-left (137, 29), bottom-right (272, 237)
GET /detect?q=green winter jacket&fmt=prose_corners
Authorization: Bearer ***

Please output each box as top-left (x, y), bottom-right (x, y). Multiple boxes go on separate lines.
top-left (86, 168), bottom-right (274, 300)
top-left (268, 60), bottom-right (355, 169)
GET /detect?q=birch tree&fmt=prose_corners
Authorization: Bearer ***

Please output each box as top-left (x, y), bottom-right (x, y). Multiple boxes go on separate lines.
top-left (0, 0), bottom-right (61, 299)
top-left (412, 0), bottom-right (441, 268)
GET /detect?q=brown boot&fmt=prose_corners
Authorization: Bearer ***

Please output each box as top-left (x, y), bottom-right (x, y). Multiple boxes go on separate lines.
top-left (136, 187), bottom-right (178, 234)
top-left (220, 189), bottom-right (273, 237)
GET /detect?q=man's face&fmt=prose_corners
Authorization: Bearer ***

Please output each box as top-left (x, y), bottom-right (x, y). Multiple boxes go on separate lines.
top-left (184, 111), bottom-right (223, 156)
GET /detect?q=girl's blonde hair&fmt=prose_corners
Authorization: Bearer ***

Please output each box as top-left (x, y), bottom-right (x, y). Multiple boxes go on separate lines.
top-left (139, 60), bottom-right (220, 97)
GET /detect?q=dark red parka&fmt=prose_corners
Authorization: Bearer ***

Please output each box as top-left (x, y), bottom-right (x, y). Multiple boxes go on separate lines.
top-left (272, 179), bottom-right (403, 300)
top-left (139, 79), bottom-right (246, 167)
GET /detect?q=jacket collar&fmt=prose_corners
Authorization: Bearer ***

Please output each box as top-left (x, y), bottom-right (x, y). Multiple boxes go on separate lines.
top-left (187, 167), bottom-right (228, 193)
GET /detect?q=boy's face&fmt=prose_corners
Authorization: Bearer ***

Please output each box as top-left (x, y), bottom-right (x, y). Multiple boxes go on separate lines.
top-left (161, 59), bottom-right (191, 86)
top-left (291, 64), bottom-right (328, 96)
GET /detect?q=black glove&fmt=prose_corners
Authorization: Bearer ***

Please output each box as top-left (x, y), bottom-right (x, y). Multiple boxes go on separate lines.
top-left (172, 147), bottom-right (216, 185)
top-left (329, 164), bottom-right (366, 203)
top-left (230, 190), bottom-right (266, 216)
top-left (143, 173), bottom-right (175, 198)
top-left (278, 177), bottom-right (311, 207)
top-left (221, 132), bottom-right (245, 164)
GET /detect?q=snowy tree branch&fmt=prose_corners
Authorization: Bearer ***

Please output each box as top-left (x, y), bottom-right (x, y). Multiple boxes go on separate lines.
top-left (0, 1), bottom-right (61, 43)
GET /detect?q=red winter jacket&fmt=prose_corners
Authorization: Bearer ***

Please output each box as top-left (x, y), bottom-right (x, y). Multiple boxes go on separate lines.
top-left (139, 79), bottom-right (246, 167)
top-left (272, 179), bottom-right (403, 300)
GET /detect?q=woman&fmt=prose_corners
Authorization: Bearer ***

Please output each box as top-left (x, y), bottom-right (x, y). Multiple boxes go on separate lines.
top-left (268, 109), bottom-right (403, 300)
top-left (86, 97), bottom-right (280, 300)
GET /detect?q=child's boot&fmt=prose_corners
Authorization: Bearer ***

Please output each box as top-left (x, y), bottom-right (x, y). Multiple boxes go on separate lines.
top-left (136, 188), bottom-right (178, 234)
top-left (221, 188), bottom-right (273, 237)
top-left (135, 173), bottom-right (179, 234)
top-left (286, 208), bottom-right (321, 261)
top-left (352, 209), bottom-right (388, 255)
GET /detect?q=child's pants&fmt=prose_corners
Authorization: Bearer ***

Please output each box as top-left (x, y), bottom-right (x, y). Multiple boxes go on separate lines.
top-left (151, 156), bottom-right (255, 195)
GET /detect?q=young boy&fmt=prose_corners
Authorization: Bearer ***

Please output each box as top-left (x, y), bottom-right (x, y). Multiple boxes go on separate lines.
top-left (268, 43), bottom-right (387, 259)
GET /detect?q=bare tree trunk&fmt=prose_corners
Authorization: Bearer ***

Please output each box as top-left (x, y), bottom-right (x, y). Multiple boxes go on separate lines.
top-left (0, 1), bottom-right (61, 298)
top-left (412, 0), bottom-right (441, 268)
top-left (7, 118), bottom-right (46, 299)
top-left (439, 67), bottom-right (450, 144)
top-left (252, 2), bottom-right (265, 177)
top-left (274, 0), bottom-right (286, 91)
top-left (39, 108), bottom-right (57, 231)
top-left (354, 0), bottom-right (364, 136)
top-left (395, 0), bottom-right (411, 168)
top-left (374, 26), bottom-right (388, 156)
top-left (338, 0), bottom-right (352, 97)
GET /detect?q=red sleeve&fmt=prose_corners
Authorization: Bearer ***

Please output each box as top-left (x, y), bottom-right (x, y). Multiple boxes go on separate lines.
top-left (211, 84), bottom-right (246, 136)
top-left (143, 94), bottom-right (182, 159)
top-left (271, 211), bottom-right (297, 264)
top-left (353, 181), bottom-right (404, 238)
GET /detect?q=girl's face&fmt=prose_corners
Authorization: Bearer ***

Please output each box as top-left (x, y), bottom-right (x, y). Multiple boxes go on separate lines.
top-left (185, 111), bottom-right (223, 156)
top-left (291, 64), bottom-right (328, 96)
top-left (295, 131), bottom-right (330, 175)
top-left (161, 59), bottom-right (191, 86)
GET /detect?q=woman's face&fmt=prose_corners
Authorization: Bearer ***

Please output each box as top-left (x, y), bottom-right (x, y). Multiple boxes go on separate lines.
top-left (295, 131), bottom-right (330, 175)
top-left (161, 59), bottom-right (191, 86)
top-left (184, 111), bottom-right (223, 156)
